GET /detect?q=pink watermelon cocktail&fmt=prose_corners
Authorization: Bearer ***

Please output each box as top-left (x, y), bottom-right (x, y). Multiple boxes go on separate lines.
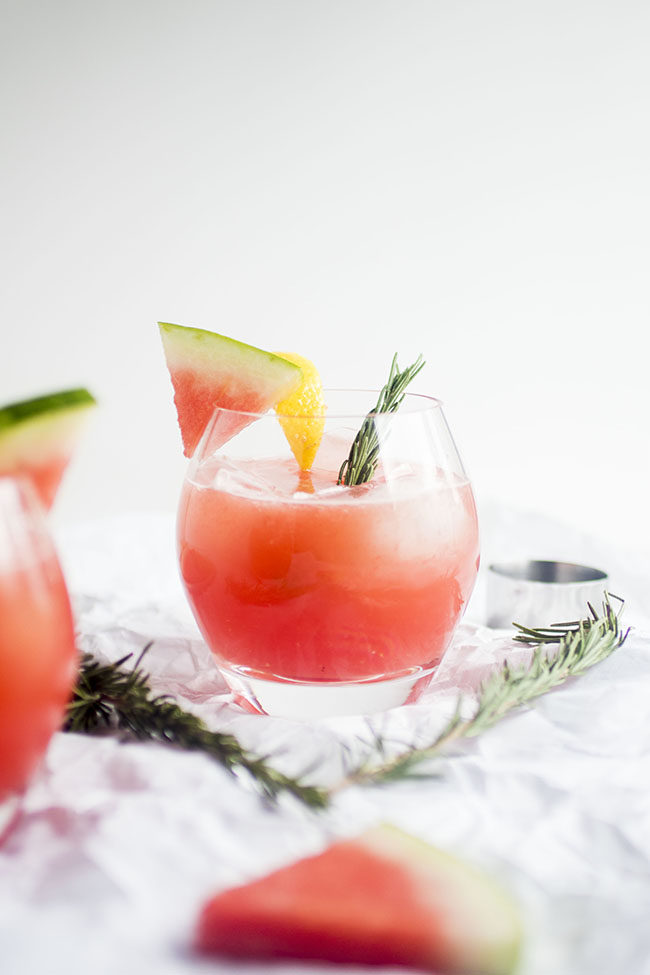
top-left (0, 478), bottom-right (77, 809)
top-left (176, 391), bottom-right (479, 717)
top-left (0, 388), bottom-right (93, 822)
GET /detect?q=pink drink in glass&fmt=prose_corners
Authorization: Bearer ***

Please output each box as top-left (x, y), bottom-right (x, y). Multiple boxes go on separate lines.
top-left (0, 477), bottom-right (77, 812)
top-left (177, 392), bottom-right (479, 717)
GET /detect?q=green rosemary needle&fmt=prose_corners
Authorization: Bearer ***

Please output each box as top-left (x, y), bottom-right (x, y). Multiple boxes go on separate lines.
top-left (337, 353), bottom-right (425, 486)
top-left (64, 648), bottom-right (329, 809)
top-left (337, 594), bottom-right (628, 789)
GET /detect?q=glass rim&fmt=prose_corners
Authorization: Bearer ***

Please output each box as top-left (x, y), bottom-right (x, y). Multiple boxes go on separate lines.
top-left (208, 389), bottom-right (444, 422)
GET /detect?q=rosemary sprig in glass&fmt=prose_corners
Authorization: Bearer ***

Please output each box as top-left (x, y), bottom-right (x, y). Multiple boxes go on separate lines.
top-left (337, 353), bottom-right (425, 486)
top-left (64, 648), bottom-right (329, 809)
top-left (338, 594), bottom-right (628, 789)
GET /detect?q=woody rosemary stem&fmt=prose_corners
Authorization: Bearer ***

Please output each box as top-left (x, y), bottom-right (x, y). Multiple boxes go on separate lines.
top-left (65, 649), bottom-right (329, 809)
top-left (65, 595), bottom-right (627, 807)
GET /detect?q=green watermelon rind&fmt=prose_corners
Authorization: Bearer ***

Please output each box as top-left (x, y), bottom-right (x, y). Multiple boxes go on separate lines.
top-left (362, 824), bottom-right (523, 975)
top-left (0, 388), bottom-right (96, 463)
top-left (0, 388), bottom-right (96, 433)
top-left (158, 323), bottom-right (303, 387)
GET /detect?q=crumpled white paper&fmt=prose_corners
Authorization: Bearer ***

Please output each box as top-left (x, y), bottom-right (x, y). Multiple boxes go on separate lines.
top-left (1, 504), bottom-right (649, 975)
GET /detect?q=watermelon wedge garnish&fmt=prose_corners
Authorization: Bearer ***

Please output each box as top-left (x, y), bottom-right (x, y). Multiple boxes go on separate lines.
top-left (0, 388), bottom-right (96, 510)
top-left (195, 824), bottom-right (522, 974)
top-left (158, 322), bottom-right (303, 457)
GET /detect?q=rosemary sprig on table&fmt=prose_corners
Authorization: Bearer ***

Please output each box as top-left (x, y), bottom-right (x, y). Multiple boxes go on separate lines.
top-left (65, 597), bottom-right (627, 807)
top-left (337, 353), bottom-right (425, 486)
top-left (338, 594), bottom-right (628, 789)
top-left (64, 648), bottom-right (329, 809)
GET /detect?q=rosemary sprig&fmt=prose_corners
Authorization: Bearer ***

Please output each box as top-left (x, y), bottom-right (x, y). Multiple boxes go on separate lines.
top-left (64, 597), bottom-right (628, 807)
top-left (64, 648), bottom-right (328, 809)
top-left (337, 353), bottom-right (425, 486)
top-left (338, 594), bottom-right (628, 789)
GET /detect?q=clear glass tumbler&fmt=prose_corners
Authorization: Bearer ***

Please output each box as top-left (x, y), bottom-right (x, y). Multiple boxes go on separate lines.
top-left (0, 476), bottom-right (77, 836)
top-left (177, 391), bottom-right (479, 718)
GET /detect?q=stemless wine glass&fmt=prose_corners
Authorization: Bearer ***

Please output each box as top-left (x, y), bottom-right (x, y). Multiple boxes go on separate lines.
top-left (0, 476), bottom-right (77, 835)
top-left (177, 391), bottom-right (479, 719)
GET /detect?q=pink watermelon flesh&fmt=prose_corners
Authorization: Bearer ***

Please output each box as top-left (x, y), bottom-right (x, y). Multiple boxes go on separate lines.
top-left (158, 322), bottom-right (303, 457)
top-left (195, 825), bottom-right (522, 974)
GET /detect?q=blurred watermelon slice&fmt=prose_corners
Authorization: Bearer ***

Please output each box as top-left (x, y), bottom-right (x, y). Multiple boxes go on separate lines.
top-left (158, 322), bottom-right (303, 457)
top-left (195, 824), bottom-right (522, 974)
top-left (0, 388), bottom-right (96, 510)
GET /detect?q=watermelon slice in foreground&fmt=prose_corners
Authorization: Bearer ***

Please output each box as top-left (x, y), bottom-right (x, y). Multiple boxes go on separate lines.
top-left (195, 824), bottom-right (522, 974)
top-left (158, 322), bottom-right (303, 457)
top-left (0, 388), bottom-right (96, 510)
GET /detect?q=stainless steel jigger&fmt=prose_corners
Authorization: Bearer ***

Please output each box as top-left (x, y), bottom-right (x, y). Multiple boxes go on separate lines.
top-left (486, 560), bottom-right (609, 629)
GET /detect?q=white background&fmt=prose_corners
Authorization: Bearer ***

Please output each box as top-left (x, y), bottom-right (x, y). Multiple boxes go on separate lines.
top-left (1, 0), bottom-right (649, 557)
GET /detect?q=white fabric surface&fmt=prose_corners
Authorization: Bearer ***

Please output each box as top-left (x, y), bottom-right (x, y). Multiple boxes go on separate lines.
top-left (1, 504), bottom-right (649, 975)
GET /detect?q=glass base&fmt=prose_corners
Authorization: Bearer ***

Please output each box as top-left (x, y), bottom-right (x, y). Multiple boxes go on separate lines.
top-left (220, 666), bottom-right (435, 719)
